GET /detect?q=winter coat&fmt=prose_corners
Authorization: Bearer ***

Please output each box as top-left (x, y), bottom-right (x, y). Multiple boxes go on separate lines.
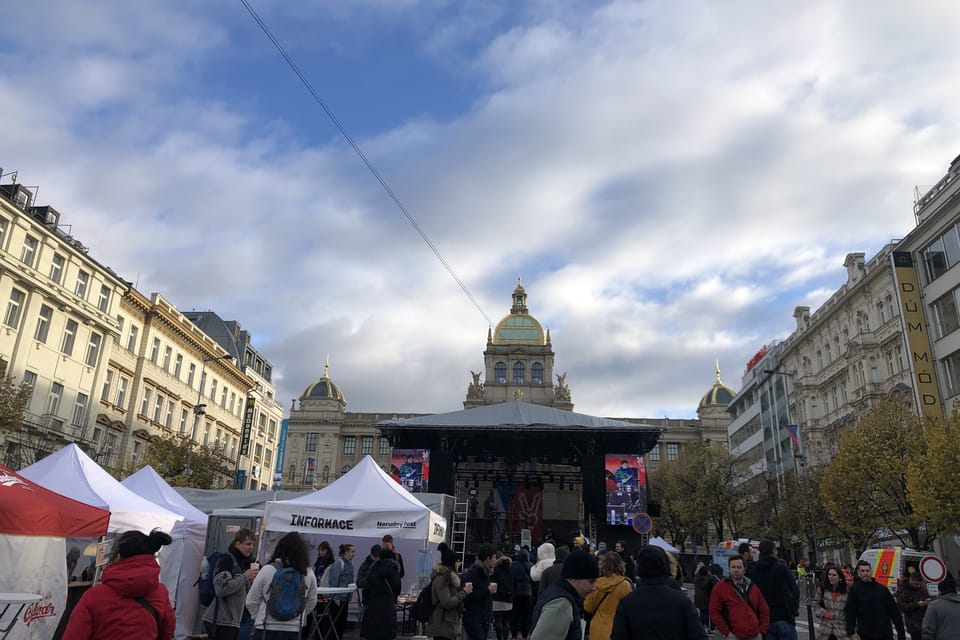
top-left (694, 573), bottom-right (718, 610)
top-left (245, 560), bottom-right (318, 633)
top-left (425, 563), bottom-right (468, 639)
top-left (314, 553), bottom-right (334, 582)
top-left (328, 555), bottom-right (356, 602)
top-left (584, 575), bottom-right (632, 640)
top-left (709, 577), bottom-right (770, 640)
top-left (611, 575), bottom-right (705, 640)
top-left (897, 580), bottom-right (929, 637)
top-left (748, 554), bottom-right (799, 623)
top-left (463, 558), bottom-right (495, 624)
top-left (531, 578), bottom-right (582, 640)
top-left (539, 560), bottom-right (565, 595)
top-left (202, 545), bottom-right (252, 628)
top-left (62, 554), bottom-right (175, 640)
top-left (922, 592), bottom-right (960, 640)
top-left (530, 543), bottom-right (556, 582)
top-left (813, 588), bottom-right (849, 640)
top-left (356, 554), bottom-right (376, 602)
top-left (359, 557), bottom-right (402, 640)
top-left (511, 549), bottom-right (534, 597)
top-left (493, 556), bottom-right (514, 610)
top-left (845, 578), bottom-right (906, 640)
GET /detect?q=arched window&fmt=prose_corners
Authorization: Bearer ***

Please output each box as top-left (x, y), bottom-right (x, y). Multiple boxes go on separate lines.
top-left (495, 362), bottom-right (507, 383)
top-left (531, 363), bottom-right (544, 384)
top-left (513, 362), bottom-right (525, 383)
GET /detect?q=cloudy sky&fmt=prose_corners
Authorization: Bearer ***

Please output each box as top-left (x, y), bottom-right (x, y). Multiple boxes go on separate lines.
top-left (1, 1), bottom-right (958, 419)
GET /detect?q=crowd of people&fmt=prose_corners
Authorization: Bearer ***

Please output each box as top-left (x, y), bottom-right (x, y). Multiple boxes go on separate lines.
top-left (55, 528), bottom-right (960, 640)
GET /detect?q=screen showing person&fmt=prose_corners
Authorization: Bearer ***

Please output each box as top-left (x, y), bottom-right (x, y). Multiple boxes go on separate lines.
top-left (604, 454), bottom-right (647, 525)
top-left (390, 449), bottom-right (430, 492)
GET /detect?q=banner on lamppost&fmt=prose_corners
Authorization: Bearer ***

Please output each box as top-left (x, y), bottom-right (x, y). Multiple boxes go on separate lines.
top-left (240, 396), bottom-right (256, 456)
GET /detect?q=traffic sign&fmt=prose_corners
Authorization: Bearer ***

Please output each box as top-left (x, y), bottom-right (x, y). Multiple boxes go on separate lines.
top-left (631, 512), bottom-right (653, 534)
top-left (920, 555), bottom-right (947, 583)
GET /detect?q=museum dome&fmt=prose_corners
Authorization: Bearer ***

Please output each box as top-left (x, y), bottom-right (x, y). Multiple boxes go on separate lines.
top-left (493, 279), bottom-right (546, 345)
top-left (699, 363), bottom-right (735, 409)
top-left (301, 360), bottom-right (345, 404)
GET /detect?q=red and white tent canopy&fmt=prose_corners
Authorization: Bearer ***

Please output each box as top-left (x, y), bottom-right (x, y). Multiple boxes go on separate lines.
top-left (0, 463), bottom-right (109, 537)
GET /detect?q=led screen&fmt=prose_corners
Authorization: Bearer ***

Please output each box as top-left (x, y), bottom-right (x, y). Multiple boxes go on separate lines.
top-left (604, 454), bottom-right (647, 525)
top-left (390, 449), bottom-right (430, 493)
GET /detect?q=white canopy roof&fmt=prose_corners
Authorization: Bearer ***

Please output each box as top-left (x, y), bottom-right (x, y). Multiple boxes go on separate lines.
top-left (264, 455), bottom-right (446, 543)
top-left (122, 465), bottom-right (207, 538)
top-left (20, 444), bottom-right (182, 534)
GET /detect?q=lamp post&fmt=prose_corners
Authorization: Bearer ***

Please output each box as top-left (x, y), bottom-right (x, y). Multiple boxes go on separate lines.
top-left (185, 353), bottom-right (234, 480)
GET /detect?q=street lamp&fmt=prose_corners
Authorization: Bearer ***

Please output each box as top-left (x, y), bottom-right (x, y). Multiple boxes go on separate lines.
top-left (185, 353), bottom-right (234, 479)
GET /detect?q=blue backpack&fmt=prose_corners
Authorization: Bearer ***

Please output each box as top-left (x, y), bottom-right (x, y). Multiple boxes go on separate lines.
top-left (197, 551), bottom-right (236, 607)
top-left (266, 561), bottom-right (306, 621)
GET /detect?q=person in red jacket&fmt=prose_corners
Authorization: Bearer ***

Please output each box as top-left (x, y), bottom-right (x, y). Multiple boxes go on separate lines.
top-left (709, 555), bottom-right (770, 640)
top-left (63, 529), bottom-right (176, 640)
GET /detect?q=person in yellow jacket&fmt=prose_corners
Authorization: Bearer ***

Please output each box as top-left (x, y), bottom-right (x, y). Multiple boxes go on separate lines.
top-left (583, 552), bottom-right (633, 640)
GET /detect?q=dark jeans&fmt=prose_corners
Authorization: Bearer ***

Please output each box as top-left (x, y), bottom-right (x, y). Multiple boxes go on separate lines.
top-left (763, 620), bottom-right (798, 640)
top-left (252, 630), bottom-right (300, 640)
top-left (203, 622), bottom-right (239, 640)
top-left (494, 611), bottom-right (511, 640)
top-left (465, 620), bottom-right (491, 640)
top-left (510, 596), bottom-right (532, 638)
top-left (699, 608), bottom-right (712, 630)
top-left (330, 600), bottom-right (348, 640)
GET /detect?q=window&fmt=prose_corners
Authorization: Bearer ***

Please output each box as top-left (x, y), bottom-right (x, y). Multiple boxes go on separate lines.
top-left (174, 354), bottom-right (183, 378)
top-left (886, 350), bottom-right (896, 377)
top-left (140, 388), bottom-right (152, 416)
top-left (209, 378), bottom-right (218, 401)
top-left (4, 288), bottom-right (25, 328)
top-left (871, 366), bottom-right (880, 384)
top-left (264, 449), bottom-right (272, 468)
top-left (49, 253), bottom-right (65, 283)
top-left (72, 393), bottom-right (88, 427)
top-left (101, 369), bottom-right (114, 402)
top-left (33, 305), bottom-right (52, 342)
top-left (513, 362), bottom-right (525, 383)
top-left (74, 270), bottom-right (89, 299)
top-left (46, 382), bottom-right (63, 415)
top-left (187, 363), bottom-right (196, 387)
top-left (268, 419), bottom-right (277, 439)
top-left (255, 443), bottom-right (263, 462)
top-left (305, 432), bottom-right (319, 452)
top-left (666, 443), bottom-right (680, 461)
top-left (105, 432), bottom-right (119, 467)
top-left (22, 370), bottom-right (37, 402)
top-left (133, 440), bottom-right (143, 465)
top-left (179, 408), bottom-right (188, 435)
top-left (97, 285), bottom-right (110, 312)
top-left (85, 333), bottom-right (102, 367)
top-left (91, 427), bottom-right (102, 446)
top-left (162, 346), bottom-right (172, 371)
top-left (20, 236), bottom-right (38, 267)
top-left (221, 385), bottom-right (228, 408)
top-left (649, 445), bottom-right (661, 462)
top-left (532, 362), bottom-right (544, 384)
top-left (495, 362), bottom-right (507, 383)
top-left (126, 324), bottom-right (139, 352)
top-left (933, 289), bottom-right (960, 339)
top-left (153, 395), bottom-right (163, 422)
top-left (0, 218), bottom-right (7, 247)
top-left (361, 436), bottom-right (373, 455)
top-left (343, 436), bottom-right (356, 455)
top-left (116, 376), bottom-right (129, 406)
top-left (150, 337), bottom-right (160, 363)
top-left (379, 437), bottom-right (391, 455)
top-left (165, 400), bottom-right (174, 428)
top-left (61, 319), bottom-right (78, 355)
top-left (924, 224), bottom-right (960, 283)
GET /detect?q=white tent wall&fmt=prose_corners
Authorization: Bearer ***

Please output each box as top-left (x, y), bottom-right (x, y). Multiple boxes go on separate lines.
top-left (0, 534), bottom-right (68, 639)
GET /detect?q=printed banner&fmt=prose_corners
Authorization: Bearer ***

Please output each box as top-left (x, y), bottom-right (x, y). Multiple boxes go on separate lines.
top-left (0, 534), bottom-right (67, 639)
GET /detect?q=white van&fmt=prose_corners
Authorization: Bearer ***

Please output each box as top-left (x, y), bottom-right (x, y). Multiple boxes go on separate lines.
top-left (857, 547), bottom-right (946, 597)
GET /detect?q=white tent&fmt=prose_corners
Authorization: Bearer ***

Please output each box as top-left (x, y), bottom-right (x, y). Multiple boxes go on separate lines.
top-left (20, 444), bottom-right (182, 534)
top-left (648, 536), bottom-right (681, 554)
top-left (263, 456), bottom-right (447, 592)
top-left (122, 466), bottom-right (207, 640)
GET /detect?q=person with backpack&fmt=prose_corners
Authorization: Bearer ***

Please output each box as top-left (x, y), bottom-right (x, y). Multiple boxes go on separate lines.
top-left (425, 543), bottom-right (473, 640)
top-left (360, 546), bottom-right (402, 640)
top-left (245, 532), bottom-right (318, 639)
top-left (321, 544), bottom-right (356, 640)
top-left (62, 530), bottom-right (176, 640)
top-left (201, 527), bottom-right (259, 640)
top-left (492, 551), bottom-right (515, 640)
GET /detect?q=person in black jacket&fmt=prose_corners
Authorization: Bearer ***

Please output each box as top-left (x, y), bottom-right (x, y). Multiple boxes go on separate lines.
top-left (492, 552), bottom-right (515, 640)
top-left (530, 551), bottom-right (598, 640)
top-left (511, 548), bottom-right (534, 640)
top-left (615, 541), bottom-right (636, 583)
top-left (611, 545), bottom-right (705, 640)
top-left (463, 544), bottom-right (498, 640)
top-left (845, 560), bottom-right (906, 640)
top-left (747, 540), bottom-right (799, 640)
top-left (360, 547), bottom-right (402, 640)
top-left (539, 546), bottom-right (570, 596)
top-left (356, 544), bottom-right (381, 605)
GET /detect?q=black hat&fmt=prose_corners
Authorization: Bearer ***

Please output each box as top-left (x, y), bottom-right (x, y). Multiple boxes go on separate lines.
top-left (940, 572), bottom-right (957, 596)
top-left (116, 530), bottom-right (172, 559)
top-left (561, 550), bottom-right (599, 580)
top-left (636, 545), bottom-right (670, 578)
top-left (438, 543), bottom-right (458, 568)
top-left (556, 546), bottom-right (570, 562)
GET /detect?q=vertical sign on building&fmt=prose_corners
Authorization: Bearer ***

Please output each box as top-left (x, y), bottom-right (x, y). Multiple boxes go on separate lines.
top-left (891, 251), bottom-right (944, 420)
top-left (240, 396), bottom-right (256, 456)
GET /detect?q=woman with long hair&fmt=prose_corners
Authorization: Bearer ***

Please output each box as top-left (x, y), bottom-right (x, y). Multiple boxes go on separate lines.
top-left (63, 530), bottom-right (175, 640)
top-left (582, 551), bottom-right (632, 640)
top-left (314, 540), bottom-right (334, 580)
top-left (246, 532), bottom-right (318, 639)
top-left (814, 564), bottom-right (849, 640)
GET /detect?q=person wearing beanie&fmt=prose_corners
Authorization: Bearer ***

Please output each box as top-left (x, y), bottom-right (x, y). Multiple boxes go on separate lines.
top-left (530, 550), bottom-right (598, 640)
top-left (539, 546), bottom-right (570, 594)
top-left (426, 543), bottom-right (474, 640)
top-left (356, 543), bottom-right (381, 605)
top-left (63, 530), bottom-right (176, 640)
top-left (922, 571), bottom-right (960, 640)
top-left (611, 545), bottom-right (704, 640)
top-left (359, 545), bottom-right (402, 640)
